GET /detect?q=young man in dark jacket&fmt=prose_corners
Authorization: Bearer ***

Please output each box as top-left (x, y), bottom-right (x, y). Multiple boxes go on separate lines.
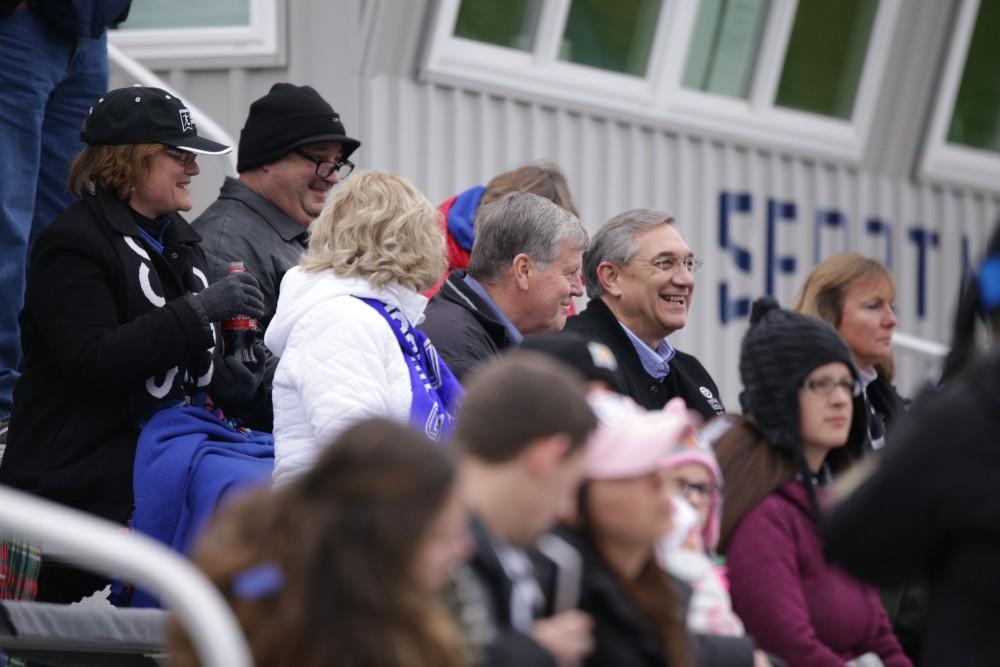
top-left (449, 351), bottom-right (597, 666)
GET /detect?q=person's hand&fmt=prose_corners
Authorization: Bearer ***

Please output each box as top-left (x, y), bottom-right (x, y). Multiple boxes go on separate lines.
top-left (188, 272), bottom-right (264, 322)
top-left (753, 650), bottom-right (775, 667)
top-left (531, 610), bottom-right (594, 667)
top-left (211, 343), bottom-right (267, 406)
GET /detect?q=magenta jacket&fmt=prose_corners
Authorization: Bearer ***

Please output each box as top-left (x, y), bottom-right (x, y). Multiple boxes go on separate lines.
top-left (726, 480), bottom-right (911, 667)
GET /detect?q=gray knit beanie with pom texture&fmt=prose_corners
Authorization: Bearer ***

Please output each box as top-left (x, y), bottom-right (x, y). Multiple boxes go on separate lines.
top-left (739, 296), bottom-right (868, 461)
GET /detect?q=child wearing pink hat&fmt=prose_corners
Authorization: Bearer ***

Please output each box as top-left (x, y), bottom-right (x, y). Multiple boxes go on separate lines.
top-left (658, 415), bottom-right (746, 637)
top-left (556, 392), bottom-right (764, 667)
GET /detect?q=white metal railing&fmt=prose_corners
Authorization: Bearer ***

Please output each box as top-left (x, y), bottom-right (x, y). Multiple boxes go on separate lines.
top-left (892, 331), bottom-right (949, 360)
top-left (892, 330), bottom-right (949, 389)
top-left (107, 43), bottom-right (239, 176)
top-left (0, 485), bottom-right (252, 666)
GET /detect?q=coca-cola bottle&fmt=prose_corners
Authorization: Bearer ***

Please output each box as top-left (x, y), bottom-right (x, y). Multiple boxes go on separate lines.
top-left (222, 261), bottom-right (258, 363)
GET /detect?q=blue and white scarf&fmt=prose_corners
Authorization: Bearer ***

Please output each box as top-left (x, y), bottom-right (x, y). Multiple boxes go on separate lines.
top-left (358, 297), bottom-right (463, 442)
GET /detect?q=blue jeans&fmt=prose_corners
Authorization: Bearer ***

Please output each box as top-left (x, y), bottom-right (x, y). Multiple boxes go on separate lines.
top-left (0, 11), bottom-right (108, 418)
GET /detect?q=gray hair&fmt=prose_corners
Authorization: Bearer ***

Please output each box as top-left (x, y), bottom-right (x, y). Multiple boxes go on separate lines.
top-left (583, 209), bottom-right (675, 298)
top-left (468, 191), bottom-right (589, 282)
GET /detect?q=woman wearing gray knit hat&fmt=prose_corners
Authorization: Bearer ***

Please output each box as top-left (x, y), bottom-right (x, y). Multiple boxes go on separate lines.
top-left (713, 297), bottom-right (911, 667)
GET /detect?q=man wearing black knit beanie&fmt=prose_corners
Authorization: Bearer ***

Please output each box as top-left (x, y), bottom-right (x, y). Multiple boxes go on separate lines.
top-left (194, 83), bottom-right (361, 431)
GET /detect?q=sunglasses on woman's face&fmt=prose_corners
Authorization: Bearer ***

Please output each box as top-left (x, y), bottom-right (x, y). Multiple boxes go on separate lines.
top-left (163, 147), bottom-right (197, 167)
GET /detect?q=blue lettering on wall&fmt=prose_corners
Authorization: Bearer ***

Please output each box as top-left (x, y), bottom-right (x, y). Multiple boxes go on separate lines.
top-left (718, 192), bottom-right (752, 324)
top-left (865, 219), bottom-right (892, 268)
top-left (907, 227), bottom-right (940, 319)
top-left (715, 190), bottom-right (966, 326)
top-left (767, 199), bottom-right (797, 296)
top-left (815, 209), bottom-right (849, 262)
top-left (718, 283), bottom-right (750, 325)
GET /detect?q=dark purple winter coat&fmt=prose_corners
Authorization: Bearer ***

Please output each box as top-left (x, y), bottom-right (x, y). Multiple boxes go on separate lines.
top-left (726, 480), bottom-right (911, 667)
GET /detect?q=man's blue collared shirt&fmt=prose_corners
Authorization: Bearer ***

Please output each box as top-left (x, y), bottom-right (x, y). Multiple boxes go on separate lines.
top-left (620, 323), bottom-right (675, 381)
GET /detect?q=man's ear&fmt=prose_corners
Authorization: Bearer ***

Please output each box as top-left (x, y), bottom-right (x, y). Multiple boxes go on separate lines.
top-left (512, 253), bottom-right (533, 291)
top-left (522, 433), bottom-right (572, 480)
top-left (596, 261), bottom-right (622, 297)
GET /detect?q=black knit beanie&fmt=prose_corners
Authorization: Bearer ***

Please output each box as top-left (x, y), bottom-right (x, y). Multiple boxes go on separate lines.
top-left (739, 297), bottom-right (868, 513)
top-left (237, 83), bottom-right (361, 173)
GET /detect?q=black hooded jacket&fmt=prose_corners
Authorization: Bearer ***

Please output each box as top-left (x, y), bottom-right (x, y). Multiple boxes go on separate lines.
top-left (420, 271), bottom-right (515, 382)
top-left (823, 348), bottom-right (1000, 667)
top-left (564, 298), bottom-right (725, 421)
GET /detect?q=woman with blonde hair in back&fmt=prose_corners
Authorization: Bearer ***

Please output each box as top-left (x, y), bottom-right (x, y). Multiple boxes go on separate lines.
top-left (427, 161), bottom-right (580, 297)
top-left (793, 252), bottom-right (904, 451)
top-left (265, 171), bottom-right (462, 485)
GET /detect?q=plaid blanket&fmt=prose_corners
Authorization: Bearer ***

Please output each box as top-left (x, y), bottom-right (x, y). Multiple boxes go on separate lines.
top-left (0, 538), bottom-right (40, 667)
top-left (0, 538), bottom-right (40, 600)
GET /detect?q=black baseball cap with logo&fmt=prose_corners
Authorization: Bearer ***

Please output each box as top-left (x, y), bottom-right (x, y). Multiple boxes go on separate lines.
top-left (81, 85), bottom-right (231, 155)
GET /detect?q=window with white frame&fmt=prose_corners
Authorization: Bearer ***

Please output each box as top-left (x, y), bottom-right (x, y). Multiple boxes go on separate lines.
top-left (681, 0), bottom-right (879, 119)
top-left (108, 0), bottom-right (283, 68)
top-left (422, 0), bottom-right (901, 161)
top-left (557, 0), bottom-right (663, 76)
top-left (920, 0), bottom-right (1000, 193)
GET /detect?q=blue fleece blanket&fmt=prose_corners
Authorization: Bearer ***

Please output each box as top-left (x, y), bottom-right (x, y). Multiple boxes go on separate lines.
top-left (126, 405), bottom-right (274, 607)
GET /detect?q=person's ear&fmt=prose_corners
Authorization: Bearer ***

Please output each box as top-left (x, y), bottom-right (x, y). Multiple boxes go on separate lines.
top-left (596, 261), bottom-right (623, 297)
top-left (522, 433), bottom-right (572, 480)
top-left (512, 253), bottom-right (533, 291)
top-left (557, 492), bottom-right (581, 525)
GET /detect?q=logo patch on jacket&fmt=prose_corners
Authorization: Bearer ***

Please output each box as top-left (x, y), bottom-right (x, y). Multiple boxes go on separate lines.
top-left (699, 386), bottom-right (724, 414)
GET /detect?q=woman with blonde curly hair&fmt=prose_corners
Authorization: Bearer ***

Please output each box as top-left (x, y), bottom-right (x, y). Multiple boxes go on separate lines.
top-left (265, 170), bottom-right (461, 484)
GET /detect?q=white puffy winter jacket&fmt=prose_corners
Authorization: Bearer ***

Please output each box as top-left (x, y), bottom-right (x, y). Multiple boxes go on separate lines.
top-left (264, 268), bottom-right (429, 485)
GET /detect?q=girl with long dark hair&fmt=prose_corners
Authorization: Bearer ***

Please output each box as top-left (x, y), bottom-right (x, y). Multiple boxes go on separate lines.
top-left (170, 418), bottom-right (469, 666)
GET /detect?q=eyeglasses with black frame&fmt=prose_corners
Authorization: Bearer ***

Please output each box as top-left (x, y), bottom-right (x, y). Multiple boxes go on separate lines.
top-left (294, 148), bottom-right (354, 180)
top-left (646, 256), bottom-right (703, 274)
top-left (163, 147), bottom-right (197, 167)
top-left (672, 477), bottom-right (722, 499)
top-left (801, 377), bottom-right (862, 398)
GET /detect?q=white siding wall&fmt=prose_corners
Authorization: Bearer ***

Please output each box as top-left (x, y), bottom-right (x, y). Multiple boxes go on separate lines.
top-left (364, 76), bottom-right (1000, 407)
top-left (110, 0), bottom-right (1000, 407)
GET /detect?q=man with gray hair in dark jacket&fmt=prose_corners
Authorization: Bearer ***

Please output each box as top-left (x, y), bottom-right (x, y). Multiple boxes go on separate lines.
top-left (420, 191), bottom-right (589, 382)
top-left (565, 209), bottom-right (725, 421)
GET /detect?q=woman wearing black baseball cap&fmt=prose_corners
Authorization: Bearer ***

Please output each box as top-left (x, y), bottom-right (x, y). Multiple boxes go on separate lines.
top-left (0, 86), bottom-right (266, 603)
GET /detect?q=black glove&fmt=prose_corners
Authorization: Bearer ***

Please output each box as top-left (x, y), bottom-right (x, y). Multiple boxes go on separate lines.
top-left (186, 272), bottom-right (265, 323)
top-left (211, 342), bottom-right (270, 407)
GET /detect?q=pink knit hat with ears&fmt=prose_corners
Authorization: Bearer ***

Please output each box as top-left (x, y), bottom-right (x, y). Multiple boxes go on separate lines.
top-left (586, 393), bottom-right (697, 481)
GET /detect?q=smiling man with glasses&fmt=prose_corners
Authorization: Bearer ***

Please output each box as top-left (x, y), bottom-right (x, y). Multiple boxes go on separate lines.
top-left (564, 209), bottom-right (725, 420)
top-left (194, 83), bottom-right (360, 431)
